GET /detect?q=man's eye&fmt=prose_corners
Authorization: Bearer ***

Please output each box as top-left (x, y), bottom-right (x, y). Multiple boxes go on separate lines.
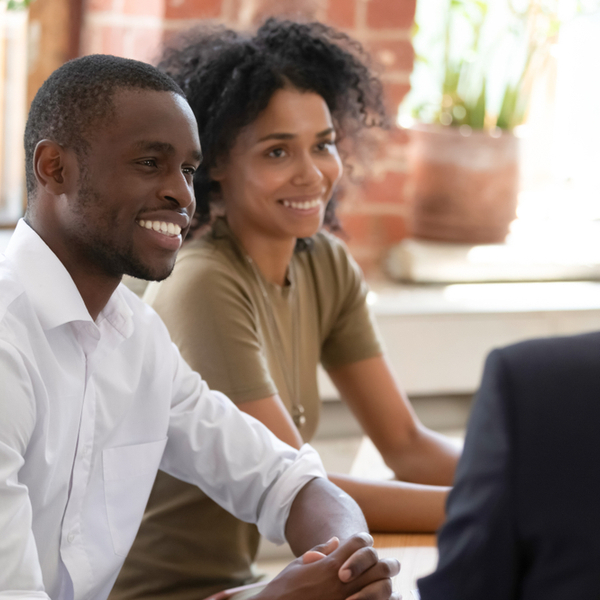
top-left (183, 166), bottom-right (197, 176)
top-left (140, 159), bottom-right (157, 168)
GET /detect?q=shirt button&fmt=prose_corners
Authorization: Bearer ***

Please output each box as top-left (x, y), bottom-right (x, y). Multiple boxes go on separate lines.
top-left (68, 532), bottom-right (76, 543)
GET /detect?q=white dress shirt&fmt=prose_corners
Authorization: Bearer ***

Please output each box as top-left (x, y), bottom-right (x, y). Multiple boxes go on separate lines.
top-left (0, 220), bottom-right (325, 600)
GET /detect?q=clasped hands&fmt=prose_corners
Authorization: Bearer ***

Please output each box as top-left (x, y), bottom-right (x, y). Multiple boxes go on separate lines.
top-left (257, 532), bottom-right (401, 600)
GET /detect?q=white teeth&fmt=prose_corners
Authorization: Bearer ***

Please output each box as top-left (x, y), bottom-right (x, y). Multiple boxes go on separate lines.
top-left (282, 199), bottom-right (321, 210)
top-left (138, 220), bottom-right (182, 236)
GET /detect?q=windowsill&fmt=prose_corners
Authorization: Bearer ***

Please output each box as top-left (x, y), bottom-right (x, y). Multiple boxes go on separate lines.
top-left (319, 279), bottom-right (600, 399)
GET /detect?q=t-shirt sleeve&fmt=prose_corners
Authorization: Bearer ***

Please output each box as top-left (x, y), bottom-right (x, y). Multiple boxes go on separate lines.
top-left (145, 249), bottom-right (277, 404)
top-left (318, 234), bottom-right (384, 371)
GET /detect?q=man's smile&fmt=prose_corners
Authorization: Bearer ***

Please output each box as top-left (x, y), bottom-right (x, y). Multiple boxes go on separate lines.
top-left (137, 219), bottom-right (182, 237)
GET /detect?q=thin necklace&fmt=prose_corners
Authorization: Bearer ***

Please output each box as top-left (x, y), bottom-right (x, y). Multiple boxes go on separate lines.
top-left (244, 254), bottom-right (306, 429)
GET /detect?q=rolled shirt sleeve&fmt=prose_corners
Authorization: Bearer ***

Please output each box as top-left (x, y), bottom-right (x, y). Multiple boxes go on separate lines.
top-left (160, 351), bottom-right (327, 544)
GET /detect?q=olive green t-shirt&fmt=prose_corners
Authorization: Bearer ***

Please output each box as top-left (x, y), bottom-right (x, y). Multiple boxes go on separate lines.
top-left (110, 219), bottom-right (383, 600)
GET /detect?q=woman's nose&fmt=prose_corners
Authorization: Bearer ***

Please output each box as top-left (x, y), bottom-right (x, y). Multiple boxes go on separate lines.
top-left (291, 153), bottom-right (324, 186)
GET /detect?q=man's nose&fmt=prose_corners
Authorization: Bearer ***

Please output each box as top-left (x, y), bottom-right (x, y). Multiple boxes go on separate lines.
top-left (161, 171), bottom-right (195, 208)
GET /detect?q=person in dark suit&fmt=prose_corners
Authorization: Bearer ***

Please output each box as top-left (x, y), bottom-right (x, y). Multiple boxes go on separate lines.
top-left (418, 331), bottom-right (600, 599)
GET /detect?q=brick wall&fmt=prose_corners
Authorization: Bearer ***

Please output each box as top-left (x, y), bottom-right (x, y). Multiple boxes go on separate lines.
top-left (81, 0), bottom-right (416, 277)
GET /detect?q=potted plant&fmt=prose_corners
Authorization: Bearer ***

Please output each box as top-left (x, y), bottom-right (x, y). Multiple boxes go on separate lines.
top-left (400, 0), bottom-right (561, 243)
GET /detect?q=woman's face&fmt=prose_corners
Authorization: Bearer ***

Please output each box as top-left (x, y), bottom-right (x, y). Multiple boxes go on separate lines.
top-left (212, 87), bottom-right (343, 243)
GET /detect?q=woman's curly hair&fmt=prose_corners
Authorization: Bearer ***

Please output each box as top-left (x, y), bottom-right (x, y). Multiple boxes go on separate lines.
top-left (158, 18), bottom-right (388, 238)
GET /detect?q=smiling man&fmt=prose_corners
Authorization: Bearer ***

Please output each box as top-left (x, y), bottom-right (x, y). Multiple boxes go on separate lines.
top-left (0, 55), bottom-right (398, 600)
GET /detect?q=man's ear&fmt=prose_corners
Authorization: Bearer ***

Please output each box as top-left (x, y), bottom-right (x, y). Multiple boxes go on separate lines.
top-left (33, 140), bottom-right (77, 195)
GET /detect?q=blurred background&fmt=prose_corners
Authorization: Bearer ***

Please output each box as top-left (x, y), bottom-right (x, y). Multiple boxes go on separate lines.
top-left (2, 0), bottom-right (600, 276)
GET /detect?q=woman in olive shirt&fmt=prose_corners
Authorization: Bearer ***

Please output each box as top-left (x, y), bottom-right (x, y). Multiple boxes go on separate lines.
top-left (111, 18), bottom-right (460, 600)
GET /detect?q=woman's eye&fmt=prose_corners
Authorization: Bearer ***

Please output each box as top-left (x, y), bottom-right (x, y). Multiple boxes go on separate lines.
top-left (140, 159), bottom-right (157, 168)
top-left (183, 166), bottom-right (196, 176)
top-left (316, 141), bottom-right (335, 152)
top-left (268, 147), bottom-right (286, 158)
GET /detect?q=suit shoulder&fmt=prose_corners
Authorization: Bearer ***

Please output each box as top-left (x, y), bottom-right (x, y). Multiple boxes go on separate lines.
top-left (498, 331), bottom-right (600, 368)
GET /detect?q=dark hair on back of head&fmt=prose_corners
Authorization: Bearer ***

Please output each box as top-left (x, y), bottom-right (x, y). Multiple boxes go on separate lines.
top-left (158, 18), bottom-right (388, 240)
top-left (24, 53), bottom-right (185, 199)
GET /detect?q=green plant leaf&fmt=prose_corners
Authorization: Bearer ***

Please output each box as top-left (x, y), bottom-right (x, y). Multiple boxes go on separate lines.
top-left (496, 85), bottom-right (518, 130)
top-left (467, 78), bottom-right (486, 128)
top-left (7, 0), bottom-right (34, 9)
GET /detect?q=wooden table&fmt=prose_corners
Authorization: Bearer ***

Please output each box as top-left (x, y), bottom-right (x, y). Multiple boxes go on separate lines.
top-left (373, 533), bottom-right (438, 599)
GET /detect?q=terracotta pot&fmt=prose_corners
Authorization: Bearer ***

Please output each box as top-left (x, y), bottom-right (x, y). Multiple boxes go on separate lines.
top-left (406, 124), bottom-right (519, 244)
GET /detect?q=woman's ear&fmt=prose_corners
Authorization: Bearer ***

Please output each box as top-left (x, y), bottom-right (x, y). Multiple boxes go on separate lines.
top-left (33, 140), bottom-right (77, 195)
top-left (209, 156), bottom-right (226, 182)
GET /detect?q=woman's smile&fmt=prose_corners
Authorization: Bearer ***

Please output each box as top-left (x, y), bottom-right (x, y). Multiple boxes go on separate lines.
top-left (212, 87), bottom-right (343, 248)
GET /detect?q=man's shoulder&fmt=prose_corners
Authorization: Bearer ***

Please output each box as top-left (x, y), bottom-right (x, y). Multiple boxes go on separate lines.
top-left (0, 255), bottom-right (29, 325)
top-left (0, 256), bottom-right (43, 356)
top-left (498, 330), bottom-right (600, 368)
top-left (491, 331), bottom-right (600, 415)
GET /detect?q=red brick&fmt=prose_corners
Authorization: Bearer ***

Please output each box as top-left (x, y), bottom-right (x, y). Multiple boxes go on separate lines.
top-left (388, 124), bottom-right (410, 145)
top-left (128, 27), bottom-right (164, 62)
top-left (164, 0), bottom-right (222, 20)
top-left (326, 0), bottom-right (355, 29)
top-left (365, 39), bottom-right (414, 72)
top-left (99, 24), bottom-right (127, 56)
top-left (86, 0), bottom-right (115, 11)
top-left (338, 212), bottom-right (374, 245)
top-left (383, 82), bottom-right (411, 116)
top-left (377, 213), bottom-right (408, 244)
top-left (366, 0), bottom-right (416, 29)
top-left (242, 0), bottom-right (322, 25)
top-left (343, 238), bottom-right (387, 278)
top-left (361, 171), bottom-right (407, 205)
top-left (123, 0), bottom-right (164, 16)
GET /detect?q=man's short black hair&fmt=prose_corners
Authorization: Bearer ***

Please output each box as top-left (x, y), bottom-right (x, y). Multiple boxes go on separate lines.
top-left (24, 54), bottom-right (185, 198)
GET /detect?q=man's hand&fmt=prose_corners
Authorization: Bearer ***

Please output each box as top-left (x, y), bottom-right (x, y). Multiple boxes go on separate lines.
top-left (257, 533), bottom-right (400, 600)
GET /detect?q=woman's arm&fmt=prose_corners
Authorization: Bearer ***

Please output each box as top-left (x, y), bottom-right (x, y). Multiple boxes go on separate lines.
top-left (327, 355), bottom-right (460, 487)
top-left (240, 394), bottom-right (450, 532)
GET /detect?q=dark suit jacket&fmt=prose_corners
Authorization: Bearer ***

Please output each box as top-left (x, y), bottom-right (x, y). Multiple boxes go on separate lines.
top-left (419, 331), bottom-right (600, 599)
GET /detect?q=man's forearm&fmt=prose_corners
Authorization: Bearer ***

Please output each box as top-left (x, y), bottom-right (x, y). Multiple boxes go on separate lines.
top-left (285, 477), bottom-right (368, 556)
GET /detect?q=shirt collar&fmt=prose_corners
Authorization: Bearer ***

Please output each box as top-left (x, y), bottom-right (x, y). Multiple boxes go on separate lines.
top-left (5, 219), bottom-right (133, 337)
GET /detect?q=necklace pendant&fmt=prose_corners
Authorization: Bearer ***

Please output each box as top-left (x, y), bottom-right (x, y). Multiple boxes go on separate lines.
top-left (292, 404), bottom-right (306, 428)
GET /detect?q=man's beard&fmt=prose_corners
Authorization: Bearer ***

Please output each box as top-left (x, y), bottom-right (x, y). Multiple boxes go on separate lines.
top-left (72, 177), bottom-right (175, 282)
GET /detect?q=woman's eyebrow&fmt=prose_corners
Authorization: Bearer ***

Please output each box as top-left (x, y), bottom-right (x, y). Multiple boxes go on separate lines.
top-left (257, 128), bottom-right (335, 143)
top-left (316, 128), bottom-right (335, 137)
top-left (257, 132), bottom-right (295, 142)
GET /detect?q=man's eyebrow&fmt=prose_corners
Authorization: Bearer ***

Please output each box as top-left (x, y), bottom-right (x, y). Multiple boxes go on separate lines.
top-left (134, 141), bottom-right (176, 154)
top-left (256, 128), bottom-right (335, 143)
top-left (134, 141), bottom-right (202, 163)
